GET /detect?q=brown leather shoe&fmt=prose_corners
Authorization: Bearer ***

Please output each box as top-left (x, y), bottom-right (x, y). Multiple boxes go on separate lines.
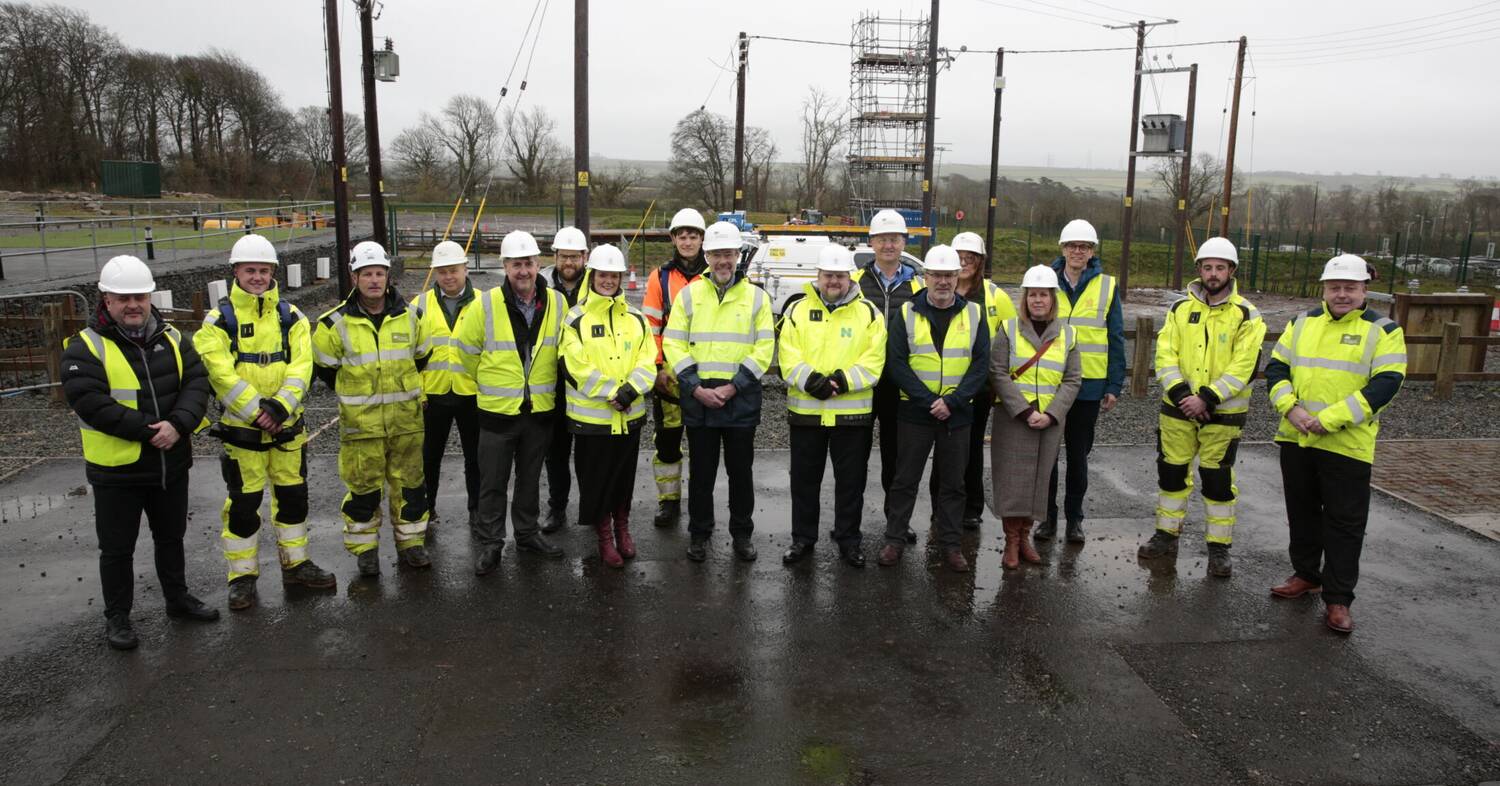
top-left (1325, 604), bottom-right (1354, 634)
top-left (943, 549), bottom-right (969, 573)
top-left (1269, 575), bottom-right (1322, 599)
top-left (877, 543), bottom-right (903, 567)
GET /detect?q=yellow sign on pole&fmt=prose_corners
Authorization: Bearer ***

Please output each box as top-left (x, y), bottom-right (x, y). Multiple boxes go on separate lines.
top-left (1123, 196), bottom-right (1133, 207)
top-left (921, 180), bottom-right (930, 192)
top-left (577, 171), bottom-right (590, 188)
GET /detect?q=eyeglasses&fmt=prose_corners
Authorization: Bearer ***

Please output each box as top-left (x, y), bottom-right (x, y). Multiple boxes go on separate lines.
top-left (1063, 242), bottom-right (1095, 252)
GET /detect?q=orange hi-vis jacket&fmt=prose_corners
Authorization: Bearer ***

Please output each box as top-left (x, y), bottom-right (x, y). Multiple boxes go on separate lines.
top-left (641, 254), bottom-right (706, 367)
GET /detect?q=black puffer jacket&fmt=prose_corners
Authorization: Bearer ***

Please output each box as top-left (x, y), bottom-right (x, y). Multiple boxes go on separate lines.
top-left (61, 303), bottom-right (211, 487)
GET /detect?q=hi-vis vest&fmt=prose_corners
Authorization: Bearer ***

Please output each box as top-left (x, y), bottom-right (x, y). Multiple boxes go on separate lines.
top-left (413, 285), bottom-right (479, 396)
top-left (74, 325), bottom-right (187, 467)
top-left (778, 284), bottom-right (887, 426)
top-left (459, 287), bottom-right (565, 415)
top-left (661, 277), bottom-right (776, 384)
top-left (312, 295), bottom-right (428, 440)
top-left (977, 279), bottom-right (1018, 339)
top-left (1004, 317), bottom-right (1076, 412)
top-left (900, 300), bottom-right (983, 399)
top-left (1058, 271), bottom-right (1115, 379)
top-left (195, 282), bottom-right (311, 436)
top-left (1155, 280), bottom-right (1265, 417)
top-left (559, 291), bottom-right (656, 434)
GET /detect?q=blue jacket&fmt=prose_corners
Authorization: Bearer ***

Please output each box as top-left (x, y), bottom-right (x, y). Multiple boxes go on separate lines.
top-left (885, 290), bottom-right (991, 431)
top-left (1051, 256), bottom-right (1126, 400)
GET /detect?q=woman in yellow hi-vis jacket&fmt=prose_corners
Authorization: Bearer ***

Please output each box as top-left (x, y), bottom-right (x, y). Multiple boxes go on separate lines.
top-left (559, 245), bottom-right (657, 568)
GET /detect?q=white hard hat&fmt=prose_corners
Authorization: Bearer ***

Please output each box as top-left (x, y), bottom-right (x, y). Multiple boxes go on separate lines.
top-left (702, 221), bottom-right (742, 253)
top-left (430, 240), bottom-right (469, 268)
top-left (553, 226), bottom-right (588, 252)
top-left (1320, 253), bottom-right (1371, 282)
top-left (98, 255), bottom-right (155, 294)
top-left (349, 240), bottom-right (390, 270)
top-left (922, 244), bottom-right (961, 272)
top-left (1059, 219), bottom-right (1099, 246)
top-left (1021, 264), bottom-right (1060, 289)
top-left (669, 208), bottom-right (707, 233)
top-left (869, 209), bottom-right (908, 237)
top-left (815, 244), bottom-right (857, 273)
top-left (586, 244), bottom-right (627, 273)
top-left (229, 234), bottom-right (278, 265)
top-left (951, 231), bottom-right (986, 257)
top-left (500, 230), bottom-right (541, 259)
top-left (1195, 236), bottom-right (1239, 266)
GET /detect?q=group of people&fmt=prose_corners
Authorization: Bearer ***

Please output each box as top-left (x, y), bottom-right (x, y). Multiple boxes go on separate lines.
top-left (62, 207), bottom-right (1405, 652)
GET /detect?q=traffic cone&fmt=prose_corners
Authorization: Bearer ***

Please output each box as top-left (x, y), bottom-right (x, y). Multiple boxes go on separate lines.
top-left (627, 269), bottom-right (638, 291)
top-left (1491, 300), bottom-right (1498, 332)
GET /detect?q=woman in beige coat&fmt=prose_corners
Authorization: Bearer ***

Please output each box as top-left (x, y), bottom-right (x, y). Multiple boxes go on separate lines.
top-left (990, 265), bottom-right (1083, 569)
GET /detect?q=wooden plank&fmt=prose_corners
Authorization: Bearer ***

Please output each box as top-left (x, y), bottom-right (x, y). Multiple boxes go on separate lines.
top-left (41, 303), bottom-right (63, 403)
top-left (1131, 316), bottom-right (1153, 398)
top-left (1433, 321), bottom-right (1460, 399)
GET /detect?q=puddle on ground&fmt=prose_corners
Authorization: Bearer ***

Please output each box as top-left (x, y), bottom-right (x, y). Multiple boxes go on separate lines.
top-left (0, 490), bottom-right (79, 523)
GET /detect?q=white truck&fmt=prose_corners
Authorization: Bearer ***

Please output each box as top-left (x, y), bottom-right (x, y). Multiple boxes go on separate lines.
top-left (745, 235), bottom-right (924, 314)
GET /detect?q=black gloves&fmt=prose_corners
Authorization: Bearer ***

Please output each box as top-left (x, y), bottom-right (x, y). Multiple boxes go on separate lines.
top-left (829, 370), bottom-right (849, 395)
top-left (804, 371), bottom-right (835, 400)
top-left (612, 385), bottom-right (640, 408)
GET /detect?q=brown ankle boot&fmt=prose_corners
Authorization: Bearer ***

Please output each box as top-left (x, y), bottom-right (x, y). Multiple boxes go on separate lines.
top-left (612, 502), bottom-right (636, 560)
top-left (596, 517), bottom-right (623, 568)
top-left (1018, 522), bottom-right (1043, 564)
top-left (1001, 518), bottom-right (1021, 570)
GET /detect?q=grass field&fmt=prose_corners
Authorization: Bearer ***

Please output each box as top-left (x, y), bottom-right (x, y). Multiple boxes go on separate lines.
top-left (0, 224), bottom-right (326, 252)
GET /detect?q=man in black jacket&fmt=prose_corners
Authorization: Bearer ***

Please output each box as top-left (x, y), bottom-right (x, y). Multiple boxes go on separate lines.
top-left (62, 256), bottom-right (218, 651)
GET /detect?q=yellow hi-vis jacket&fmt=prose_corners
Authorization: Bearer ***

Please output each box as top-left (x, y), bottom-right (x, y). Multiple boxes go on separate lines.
top-left (312, 288), bottom-right (430, 440)
top-left (661, 273), bottom-right (776, 428)
top-left (975, 279), bottom-right (1018, 339)
top-left (1155, 279), bottom-right (1267, 421)
top-left (1003, 317), bottom-right (1077, 412)
top-left (777, 282), bottom-right (887, 427)
top-left (559, 290), bottom-right (656, 435)
top-left (899, 299), bottom-right (983, 399)
top-left (194, 281), bottom-right (312, 442)
top-left (454, 283), bottom-right (565, 416)
top-left (1264, 302), bottom-right (1407, 464)
top-left (1057, 269), bottom-right (1117, 380)
top-left (411, 282), bottom-right (480, 396)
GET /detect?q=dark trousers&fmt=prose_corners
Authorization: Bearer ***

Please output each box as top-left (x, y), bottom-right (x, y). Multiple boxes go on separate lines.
top-left (422, 393), bottom-right (480, 518)
top-left (574, 430), bottom-right (642, 528)
top-left (546, 413), bottom-right (574, 514)
top-left (93, 475), bottom-right (190, 620)
top-left (929, 392), bottom-right (990, 518)
top-left (873, 380), bottom-right (901, 492)
top-left (686, 425), bottom-right (756, 540)
top-left (790, 424), bottom-right (873, 547)
top-left (652, 395), bottom-right (684, 464)
top-left (1279, 443), bottom-right (1373, 607)
top-left (474, 414), bottom-right (553, 546)
top-left (1047, 397), bottom-right (1102, 524)
top-left (885, 420), bottom-right (969, 551)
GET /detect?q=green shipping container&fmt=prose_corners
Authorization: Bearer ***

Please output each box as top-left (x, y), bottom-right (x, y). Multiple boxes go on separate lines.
top-left (100, 160), bottom-right (162, 198)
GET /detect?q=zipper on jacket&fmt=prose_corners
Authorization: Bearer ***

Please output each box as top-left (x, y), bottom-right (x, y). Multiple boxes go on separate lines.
top-left (138, 342), bottom-right (167, 490)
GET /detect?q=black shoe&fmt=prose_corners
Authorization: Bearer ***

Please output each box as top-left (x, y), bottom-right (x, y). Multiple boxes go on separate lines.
top-left (1065, 519), bottom-right (1086, 543)
top-left (357, 549), bottom-right (381, 577)
top-left (962, 514), bottom-right (983, 531)
top-left (399, 545), bottom-right (432, 569)
top-left (686, 538), bottom-right (708, 562)
top-left (1207, 543), bottom-right (1233, 577)
top-left (1034, 516), bottom-right (1058, 541)
top-left (165, 594), bottom-right (220, 622)
top-left (733, 538), bottom-right (758, 562)
top-left (105, 614), bottom-right (138, 650)
top-left (474, 544), bottom-right (504, 576)
top-left (903, 527), bottom-right (918, 544)
top-left (782, 541), bottom-right (814, 565)
top-left (1137, 530), bottom-right (1180, 559)
top-left (654, 499), bottom-right (681, 528)
top-left (227, 576), bottom-right (258, 611)
top-left (840, 545), bottom-right (866, 568)
top-left (542, 506), bottom-right (566, 534)
top-left (516, 533), bottom-right (564, 559)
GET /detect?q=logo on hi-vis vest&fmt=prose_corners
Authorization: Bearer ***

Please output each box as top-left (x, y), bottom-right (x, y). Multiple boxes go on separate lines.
top-left (591, 325), bottom-right (606, 338)
top-left (841, 327), bottom-right (853, 338)
top-left (392, 333), bottom-right (409, 343)
top-left (1341, 334), bottom-right (1361, 345)
top-left (1187, 312), bottom-right (1201, 324)
top-left (809, 310), bottom-right (823, 322)
top-left (241, 324), bottom-right (255, 338)
top-left (988, 306), bottom-right (997, 317)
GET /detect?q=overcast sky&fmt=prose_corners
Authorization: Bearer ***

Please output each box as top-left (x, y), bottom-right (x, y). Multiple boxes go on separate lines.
top-left (62, 0), bottom-right (1500, 181)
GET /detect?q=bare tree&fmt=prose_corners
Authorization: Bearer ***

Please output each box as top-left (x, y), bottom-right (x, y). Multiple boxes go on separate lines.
top-left (794, 87), bottom-right (846, 211)
top-left (744, 126), bottom-right (777, 212)
top-left (667, 109), bottom-right (732, 208)
top-left (390, 123), bottom-right (450, 201)
top-left (501, 105), bottom-right (567, 201)
top-left (591, 163), bottom-right (644, 208)
top-left (1153, 153), bottom-right (1229, 226)
top-left (425, 94), bottom-right (498, 198)
top-left (291, 106), bottom-right (364, 187)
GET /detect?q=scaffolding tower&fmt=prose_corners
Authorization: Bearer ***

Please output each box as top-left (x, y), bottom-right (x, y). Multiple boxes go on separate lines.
top-left (847, 11), bottom-right (930, 221)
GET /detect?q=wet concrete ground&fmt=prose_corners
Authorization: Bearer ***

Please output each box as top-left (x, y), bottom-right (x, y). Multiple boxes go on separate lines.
top-left (2, 445), bottom-right (1498, 785)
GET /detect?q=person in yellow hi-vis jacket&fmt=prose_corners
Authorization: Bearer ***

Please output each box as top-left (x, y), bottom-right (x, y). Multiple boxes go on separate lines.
top-left (1137, 237), bottom-right (1266, 579)
top-left (412, 240), bottom-right (482, 532)
top-left (312, 241), bottom-right (433, 578)
top-left (195, 234), bottom-right (336, 611)
top-left (662, 221), bottom-right (776, 564)
top-left (776, 244), bottom-right (886, 568)
top-left (1264, 254), bottom-right (1406, 635)
top-left (559, 245), bottom-right (657, 568)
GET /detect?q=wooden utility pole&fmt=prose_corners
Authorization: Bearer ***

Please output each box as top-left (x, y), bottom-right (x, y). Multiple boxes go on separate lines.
top-left (324, 0), bottom-right (351, 298)
top-left (919, 0), bottom-right (940, 253)
top-left (1110, 18), bottom-right (1177, 300)
top-left (1219, 36), bottom-right (1247, 237)
top-left (573, 0), bottom-right (590, 241)
top-left (358, 0), bottom-right (387, 251)
top-left (732, 32), bottom-right (747, 212)
top-left (1171, 64), bottom-right (1198, 290)
top-left (984, 47), bottom-right (1005, 277)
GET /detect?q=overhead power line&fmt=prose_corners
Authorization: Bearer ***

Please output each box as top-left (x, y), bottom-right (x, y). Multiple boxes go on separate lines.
top-left (1257, 0), bottom-right (1500, 42)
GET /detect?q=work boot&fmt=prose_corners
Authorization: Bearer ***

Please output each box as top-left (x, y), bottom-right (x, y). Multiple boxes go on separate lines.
top-left (1034, 515), bottom-right (1057, 541)
top-left (1065, 519), bottom-right (1086, 544)
top-left (613, 504), bottom-right (636, 559)
top-left (474, 544), bottom-right (503, 576)
top-left (165, 594), bottom-right (220, 622)
top-left (1325, 604), bottom-right (1354, 635)
top-left (1207, 543), bottom-right (1233, 577)
top-left (686, 538), bottom-right (708, 563)
top-left (105, 614), bottom-right (138, 651)
top-left (596, 517), bottom-right (624, 569)
top-left (943, 549), bottom-right (970, 573)
top-left (654, 499), bottom-right (681, 528)
top-left (227, 575), bottom-right (258, 611)
top-left (542, 506), bottom-right (566, 534)
top-left (1001, 519), bottom-right (1021, 570)
top-left (516, 533), bottom-right (564, 559)
top-left (1137, 530), bottom-right (1180, 559)
top-left (1018, 523), bottom-right (1043, 565)
top-left (357, 549), bottom-right (381, 577)
top-left (282, 559), bottom-right (337, 589)
top-left (732, 537), bottom-right (758, 562)
top-left (877, 543), bottom-right (903, 567)
top-left (399, 545), bottom-right (432, 569)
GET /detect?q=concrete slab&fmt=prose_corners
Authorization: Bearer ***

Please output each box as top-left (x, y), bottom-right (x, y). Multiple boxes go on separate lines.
top-left (0, 444), bottom-right (1497, 784)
